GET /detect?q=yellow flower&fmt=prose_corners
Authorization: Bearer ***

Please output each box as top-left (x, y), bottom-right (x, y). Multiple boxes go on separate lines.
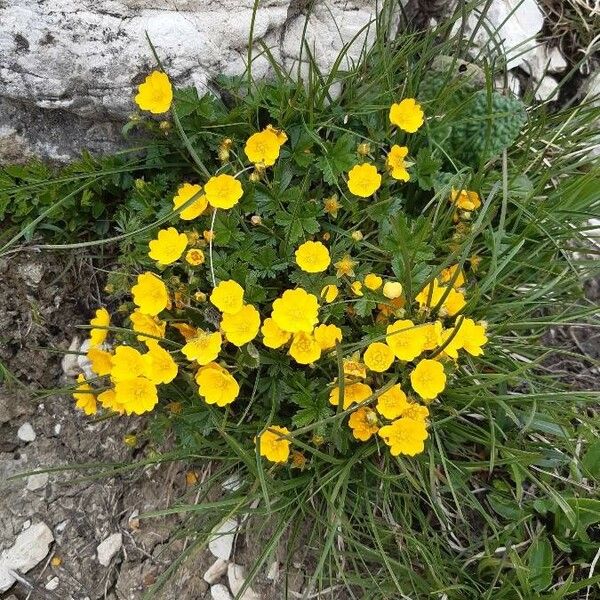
top-left (313, 324), bottom-right (342, 350)
top-left (261, 318), bottom-right (291, 349)
top-left (320, 284), bottom-right (339, 303)
top-left (389, 98), bottom-right (424, 133)
top-left (441, 320), bottom-right (466, 359)
top-left (173, 183), bottom-right (208, 220)
top-left (143, 341), bottom-right (178, 384)
top-left (451, 188), bottom-right (481, 211)
top-left (257, 425), bottom-right (291, 463)
top-left (203, 229), bottom-right (215, 242)
top-left (382, 281), bottom-right (403, 299)
top-left (440, 264), bottom-right (465, 288)
top-left (334, 254), bottom-right (357, 278)
top-left (111, 346), bottom-right (146, 382)
top-left (204, 174), bottom-right (243, 209)
top-left (266, 124), bottom-right (288, 145)
top-left (460, 318), bottom-right (488, 356)
top-left (87, 347), bottom-right (113, 377)
top-left (148, 227), bottom-right (188, 265)
top-left (343, 357), bottom-right (367, 379)
top-left (130, 310), bottom-right (166, 343)
top-left (415, 279), bottom-right (445, 310)
top-left (386, 319), bottom-right (426, 361)
top-left (295, 240), bottom-right (331, 273)
top-left (364, 273), bottom-right (383, 291)
top-left (131, 272), bottom-right (168, 316)
top-left (351, 230), bottom-right (363, 241)
top-left (439, 288), bottom-right (465, 317)
top-left (324, 194), bottom-right (342, 218)
top-left (182, 331), bottom-right (223, 365)
top-left (291, 450), bottom-right (307, 470)
top-left (221, 304), bottom-right (261, 346)
top-left (402, 402), bottom-right (429, 422)
top-left (196, 363), bottom-right (239, 407)
top-left (73, 374), bottom-right (96, 415)
top-left (185, 248), bottom-right (205, 266)
top-left (210, 280), bottom-right (245, 314)
top-left (329, 382), bottom-right (372, 410)
top-left (134, 71), bottom-right (173, 114)
top-left (289, 332), bottom-right (322, 364)
top-left (271, 288), bottom-right (319, 333)
top-left (363, 342), bottom-right (394, 372)
top-left (421, 321), bottom-right (443, 351)
top-left (376, 384), bottom-right (410, 419)
top-left (386, 145), bottom-right (410, 181)
top-left (378, 417), bottom-right (428, 456)
top-left (89, 308), bottom-right (110, 347)
top-left (98, 389), bottom-right (125, 414)
top-left (350, 281), bottom-right (363, 297)
top-left (348, 407), bottom-right (379, 441)
top-left (114, 377), bottom-right (159, 415)
top-left (347, 163), bottom-right (382, 197)
top-left (410, 359), bottom-right (446, 400)
top-left (244, 128), bottom-right (283, 166)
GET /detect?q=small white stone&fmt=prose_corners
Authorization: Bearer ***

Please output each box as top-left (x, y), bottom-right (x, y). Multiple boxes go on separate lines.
top-left (54, 423), bottom-right (62, 436)
top-left (21, 520), bottom-right (31, 530)
top-left (0, 522), bottom-right (54, 593)
top-left (211, 583), bottom-right (233, 600)
top-left (222, 474), bottom-right (242, 492)
top-left (227, 563), bottom-right (260, 599)
top-left (535, 75), bottom-right (559, 102)
top-left (17, 422), bottom-right (36, 442)
top-left (26, 472), bottom-right (49, 491)
top-left (45, 576), bottom-right (59, 591)
top-left (208, 519), bottom-right (237, 560)
top-left (61, 337), bottom-right (80, 377)
top-left (96, 533), bottom-right (123, 566)
top-left (203, 558), bottom-right (228, 584)
top-left (55, 520), bottom-right (68, 534)
top-left (266, 560), bottom-right (279, 582)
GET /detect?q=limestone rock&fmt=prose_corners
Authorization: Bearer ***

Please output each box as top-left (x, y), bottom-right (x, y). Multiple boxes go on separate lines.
top-left (227, 563), bottom-right (260, 599)
top-left (455, 0), bottom-right (544, 70)
top-left (26, 472), bottom-right (49, 491)
top-left (211, 583), bottom-right (233, 600)
top-left (0, 522), bottom-right (54, 592)
top-left (204, 558), bottom-right (229, 584)
top-left (96, 532), bottom-right (123, 566)
top-left (0, 0), bottom-right (379, 161)
top-left (208, 518), bottom-right (238, 560)
top-left (17, 422), bottom-right (36, 442)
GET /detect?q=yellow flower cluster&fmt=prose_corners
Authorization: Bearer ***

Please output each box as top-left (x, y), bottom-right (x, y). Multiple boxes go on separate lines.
top-left (74, 307), bottom-right (177, 416)
top-left (344, 97), bottom-right (424, 199)
top-left (77, 78), bottom-right (492, 469)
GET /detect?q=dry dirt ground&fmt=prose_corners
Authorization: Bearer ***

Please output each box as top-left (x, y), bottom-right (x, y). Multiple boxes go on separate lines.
top-left (1, 252), bottom-right (311, 600)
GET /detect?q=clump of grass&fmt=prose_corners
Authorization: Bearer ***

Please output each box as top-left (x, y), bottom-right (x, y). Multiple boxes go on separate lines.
top-left (6, 1), bottom-right (600, 598)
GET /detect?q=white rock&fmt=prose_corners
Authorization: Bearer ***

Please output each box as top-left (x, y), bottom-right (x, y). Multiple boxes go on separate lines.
top-left (21, 520), bottom-right (30, 530)
top-left (45, 576), bottom-right (59, 591)
top-left (211, 583), bottom-right (233, 600)
top-left (203, 558), bottom-right (229, 584)
top-left (26, 472), bottom-right (49, 491)
top-left (523, 44), bottom-right (568, 80)
top-left (208, 518), bottom-right (238, 560)
top-left (227, 563), bottom-right (260, 599)
top-left (77, 339), bottom-right (94, 379)
top-left (54, 423), bottom-right (62, 436)
top-left (266, 560), bottom-right (279, 582)
top-left (222, 474), bottom-right (243, 492)
top-left (535, 75), bottom-right (559, 102)
top-left (455, 0), bottom-right (544, 70)
top-left (0, 522), bottom-right (54, 592)
top-left (61, 336), bottom-right (80, 377)
top-left (96, 533), bottom-right (123, 566)
top-left (0, 0), bottom-right (382, 161)
top-left (17, 422), bottom-right (35, 442)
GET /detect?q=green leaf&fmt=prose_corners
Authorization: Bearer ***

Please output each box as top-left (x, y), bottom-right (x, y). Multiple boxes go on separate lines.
top-left (414, 147), bottom-right (442, 191)
top-left (582, 441), bottom-right (600, 480)
top-left (317, 133), bottom-right (356, 185)
top-left (528, 537), bottom-right (553, 591)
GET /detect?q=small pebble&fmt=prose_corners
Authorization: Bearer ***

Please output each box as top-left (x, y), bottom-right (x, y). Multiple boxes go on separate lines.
top-left (17, 422), bottom-right (36, 442)
top-left (211, 583), bottom-right (233, 600)
top-left (204, 558), bottom-right (229, 584)
top-left (27, 472), bottom-right (49, 491)
top-left (97, 532), bottom-right (123, 566)
top-left (45, 576), bottom-right (59, 591)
